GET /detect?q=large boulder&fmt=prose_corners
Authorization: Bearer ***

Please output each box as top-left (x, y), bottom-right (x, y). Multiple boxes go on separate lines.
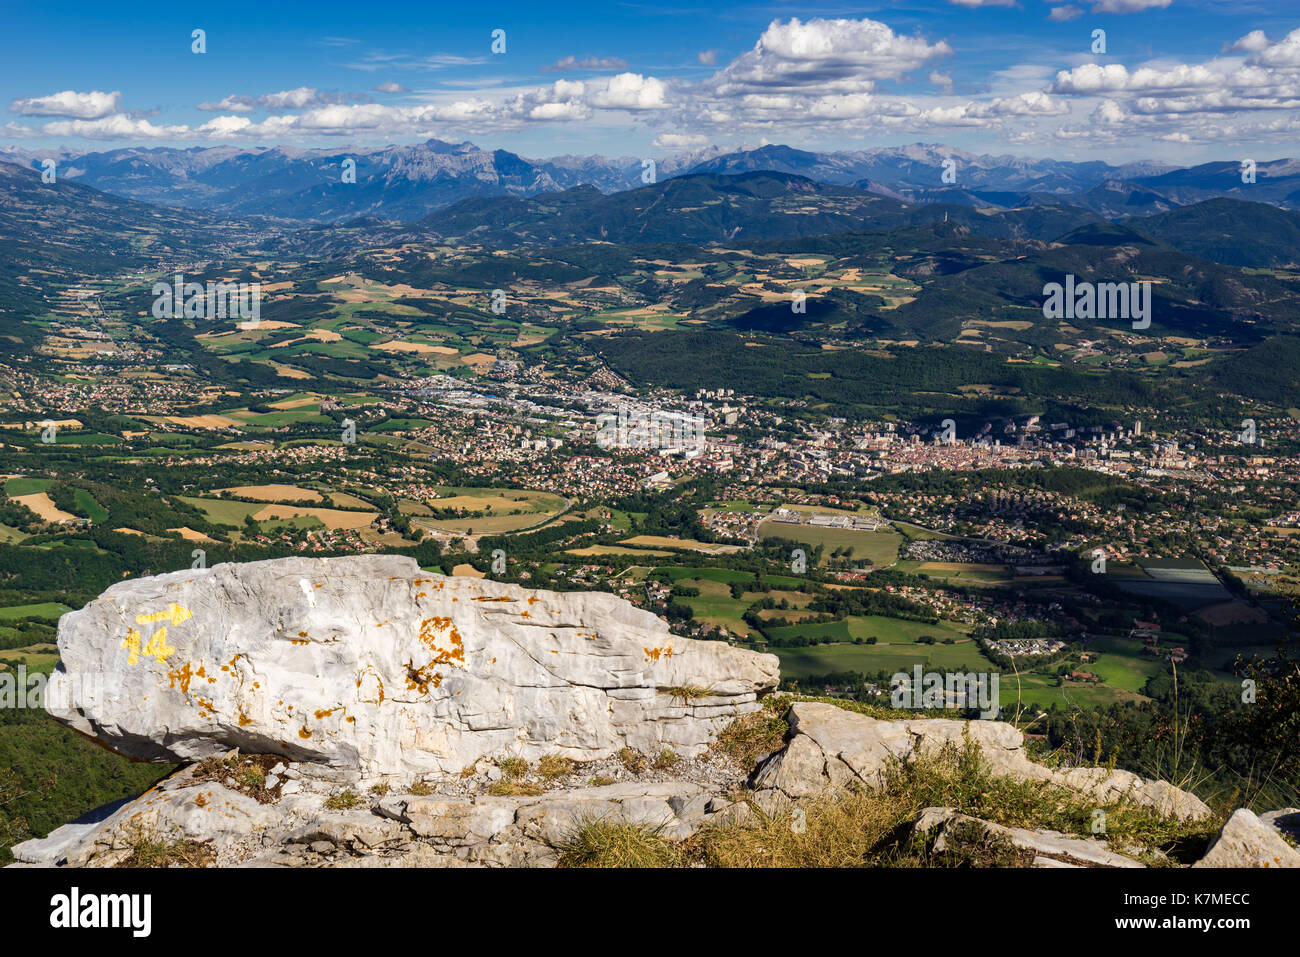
top-left (1193, 809), bottom-right (1300, 868)
top-left (46, 555), bottom-right (779, 777)
top-left (753, 702), bottom-right (1210, 821)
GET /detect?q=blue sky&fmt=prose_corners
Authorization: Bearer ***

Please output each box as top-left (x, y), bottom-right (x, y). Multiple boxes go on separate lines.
top-left (4, 0), bottom-right (1299, 163)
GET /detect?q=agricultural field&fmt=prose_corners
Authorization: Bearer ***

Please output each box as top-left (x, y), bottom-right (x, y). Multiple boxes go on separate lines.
top-left (759, 521), bottom-right (903, 566)
top-left (410, 487), bottom-right (567, 535)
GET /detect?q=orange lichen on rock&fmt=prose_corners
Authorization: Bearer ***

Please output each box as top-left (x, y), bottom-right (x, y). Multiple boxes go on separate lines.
top-left (643, 646), bottom-right (675, 662)
top-left (419, 616), bottom-right (466, 667)
top-left (167, 661), bottom-right (197, 694)
top-left (299, 726), bottom-right (312, 739)
top-left (403, 660), bottom-right (444, 695)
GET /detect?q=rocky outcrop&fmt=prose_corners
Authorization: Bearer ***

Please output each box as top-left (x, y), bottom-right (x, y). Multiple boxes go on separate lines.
top-left (752, 702), bottom-right (1211, 821)
top-left (9, 751), bottom-right (749, 868)
top-left (912, 807), bottom-right (1145, 868)
top-left (1192, 809), bottom-right (1300, 868)
top-left (13, 557), bottom-right (1281, 870)
top-left (47, 555), bottom-right (779, 777)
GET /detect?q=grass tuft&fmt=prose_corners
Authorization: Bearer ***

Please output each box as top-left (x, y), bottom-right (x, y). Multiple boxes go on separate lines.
top-left (557, 817), bottom-right (680, 868)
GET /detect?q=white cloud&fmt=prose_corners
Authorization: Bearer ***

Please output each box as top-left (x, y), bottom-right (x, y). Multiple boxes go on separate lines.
top-left (708, 17), bottom-right (951, 97)
top-left (10, 90), bottom-right (122, 119)
top-left (1227, 30), bottom-right (1269, 54)
top-left (1253, 28), bottom-right (1300, 67)
top-left (197, 88), bottom-right (361, 112)
top-left (34, 115), bottom-right (189, 139)
top-left (654, 132), bottom-right (709, 149)
top-left (1048, 5), bottom-right (1084, 22)
top-left (1090, 0), bottom-right (1171, 12)
top-left (541, 55), bottom-right (629, 73)
top-left (373, 81), bottom-right (408, 94)
top-left (588, 73), bottom-right (669, 110)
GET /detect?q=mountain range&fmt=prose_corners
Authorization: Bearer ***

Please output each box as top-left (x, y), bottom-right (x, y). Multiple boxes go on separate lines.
top-left (4, 139), bottom-right (1299, 225)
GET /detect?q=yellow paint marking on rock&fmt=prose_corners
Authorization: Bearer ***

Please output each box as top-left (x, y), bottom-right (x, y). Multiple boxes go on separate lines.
top-left (135, 603), bottom-right (193, 627)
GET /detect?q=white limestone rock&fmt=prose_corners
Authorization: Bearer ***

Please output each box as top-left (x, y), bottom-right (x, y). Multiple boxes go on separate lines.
top-left (753, 701), bottom-right (1211, 821)
top-left (46, 555), bottom-right (779, 777)
top-left (1193, 808), bottom-right (1300, 868)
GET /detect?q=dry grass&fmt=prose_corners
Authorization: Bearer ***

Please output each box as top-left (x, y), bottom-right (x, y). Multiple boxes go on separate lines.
top-left (652, 748), bottom-right (681, 771)
top-left (556, 818), bottom-right (680, 868)
top-left (617, 747), bottom-right (646, 774)
top-left (488, 780), bottom-right (544, 797)
top-left (497, 756), bottom-right (529, 780)
top-left (538, 754), bottom-right (577, 781)
top-left (323, 790), bottom-right (361, 811)
top-left (685, 733), bottom-right (1219, 868)
top-left (116, 830), bottom-right (215, 868)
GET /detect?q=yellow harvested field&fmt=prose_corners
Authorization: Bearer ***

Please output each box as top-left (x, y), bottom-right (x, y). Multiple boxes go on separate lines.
top-left (252, 505), bottom-right (377, 529)
top-left (13, 492), bottom-right (79, 523)
top-left (115, 527), bottom-right (145, 536)
top-left (328, 492), bottom-right (375, 509)
top-left (170, 526), bottom-right (218, 543)
top-left (237, 320), bottom-right (297, 330)
top-left (620, 535), bottom-right (741, 553)
top-left (371, 341), bottom-right (459, 355)
top-left (220, 484), bottom-right (322, 503)
top-left (154, 414), bottom-right (244, 429)
top-left (461, 353), bottom-right (496, 368)
top-left (268, 396), bottom-right (321, 410)
top-left (274, 365), bottom-right (312, 379)
top-left (452, 563), bottom-right (485, 578)
top-left (275, 329), bottom-right (342, 345)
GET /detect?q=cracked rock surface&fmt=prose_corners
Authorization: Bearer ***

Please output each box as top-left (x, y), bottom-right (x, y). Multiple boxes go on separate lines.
top-left (46, 555), bottom-right (780, 776)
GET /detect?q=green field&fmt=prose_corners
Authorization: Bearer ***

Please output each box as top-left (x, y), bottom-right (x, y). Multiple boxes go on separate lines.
top-left (759, 522), bottom-right (902, 566)
top-left (774, 641), bottom-right (994, 680)
top-left (767, 614), bottom-right (970, 645)
top-left (0, 602), bottom-right (72, 621)
top-left (3, 477), bottom-right (53, 497)
top-left (72, 489), bottom-right (109, 524)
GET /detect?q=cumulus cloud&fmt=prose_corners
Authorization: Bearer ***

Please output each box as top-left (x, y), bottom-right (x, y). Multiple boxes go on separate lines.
top-left (31, 115), bottom-right (190, 139)
top-left (9, 90), bottom-right (121, 119)
top-left (1253, 27), bottom-right (1300, 67)
top-left (1048, 5), bottom-right (1084, 22)
top-left (588, 73), bottom-right (669, 109)
top-left (197, 88), bottom-right (366, 112)
top-left (541, 55), bottom-right (629, 73)
top-left (654, 132), bottom-right (709, 149)
top-left (1090, 0), bottom-right (1171, 12)
top-left (17, 13), bottom-right (1300, 152)
top-left (1226, 30), bottom-right (1269, 54)
top-left (708, 17), bottom-right (951, 97)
